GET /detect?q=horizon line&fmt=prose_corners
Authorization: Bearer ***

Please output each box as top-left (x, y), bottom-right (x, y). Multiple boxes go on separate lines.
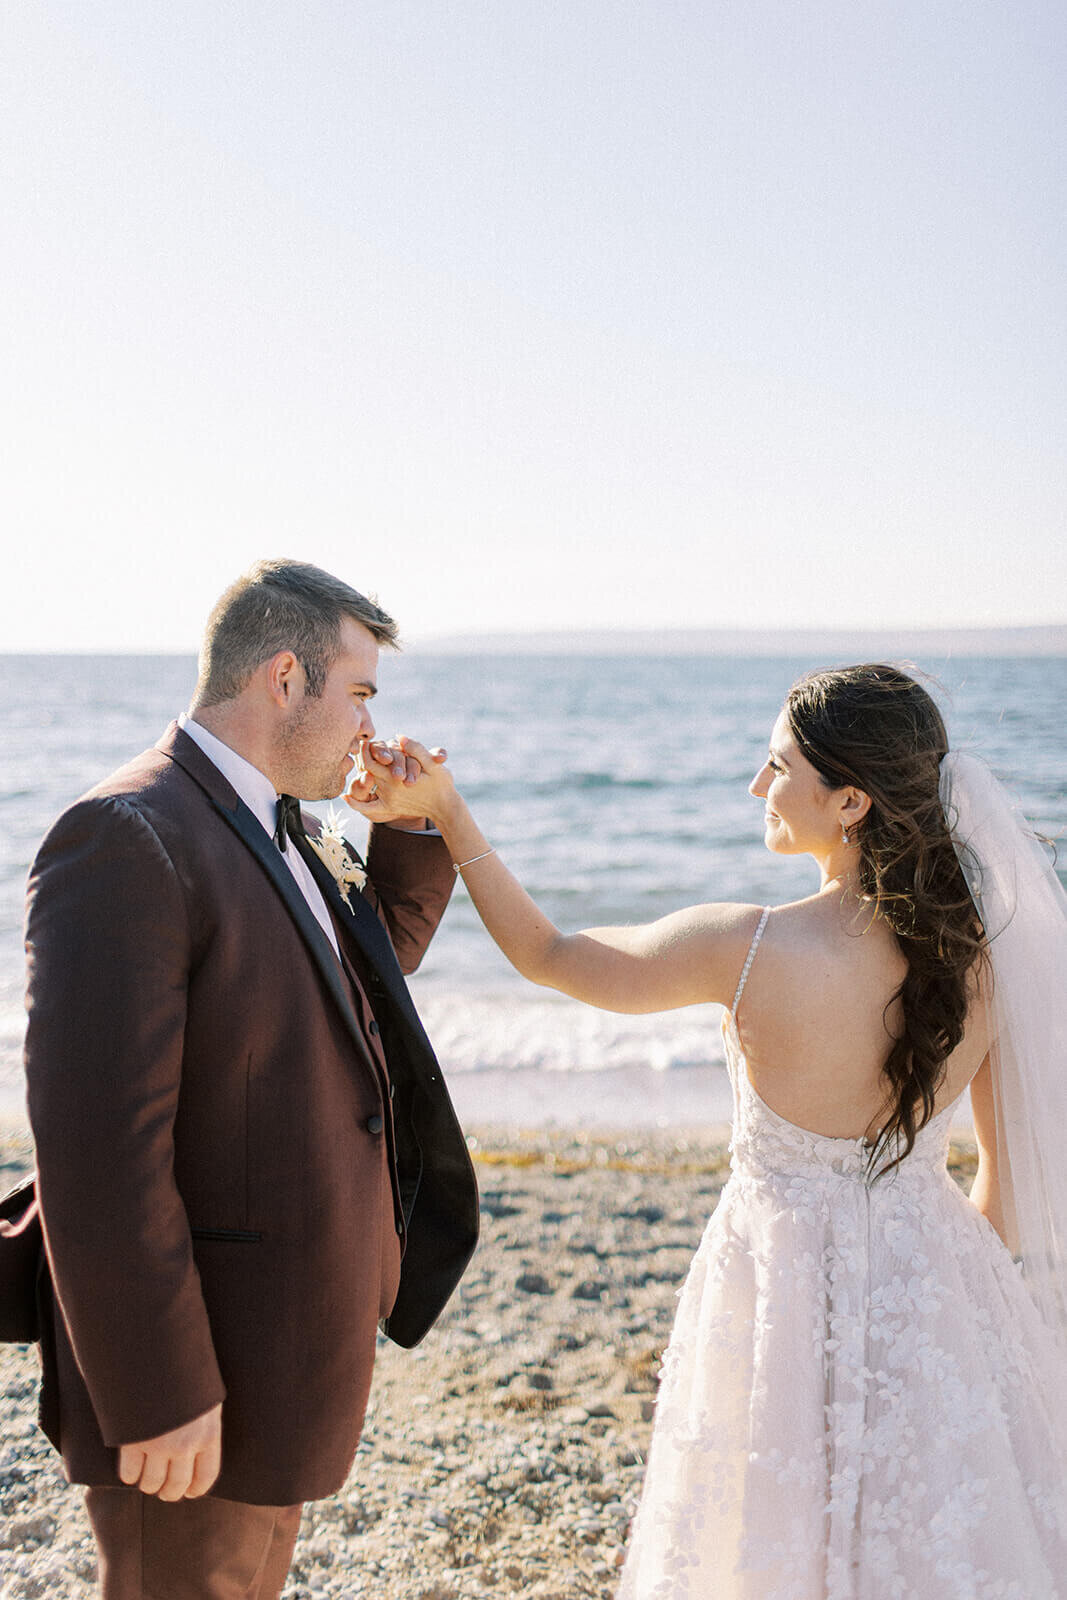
top-left (4, 621), bottom-right (1067, 659)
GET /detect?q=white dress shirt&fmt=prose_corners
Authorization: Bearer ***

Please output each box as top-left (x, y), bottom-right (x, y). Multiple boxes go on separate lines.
top-left (178, 713), bottom-right (341, 957)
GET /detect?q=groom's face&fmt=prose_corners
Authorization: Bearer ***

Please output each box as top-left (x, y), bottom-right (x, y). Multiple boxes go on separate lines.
top-left (275, 617), bottom-right (380, 800)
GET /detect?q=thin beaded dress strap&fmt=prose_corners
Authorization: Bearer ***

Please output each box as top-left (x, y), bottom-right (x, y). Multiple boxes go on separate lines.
top-left (731, 907), bottom-right (771, 1014)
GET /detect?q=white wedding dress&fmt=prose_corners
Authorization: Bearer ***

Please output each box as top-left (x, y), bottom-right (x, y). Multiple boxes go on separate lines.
top-left (619, 910), bottom-right (1067, 1600)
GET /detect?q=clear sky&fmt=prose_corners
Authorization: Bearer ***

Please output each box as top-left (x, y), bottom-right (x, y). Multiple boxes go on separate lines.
top-left (2, 1), bottom-right (1064, 650)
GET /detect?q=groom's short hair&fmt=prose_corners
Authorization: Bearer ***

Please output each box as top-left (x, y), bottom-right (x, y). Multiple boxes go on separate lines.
top-left (194, 559), bottom-right (399, 707)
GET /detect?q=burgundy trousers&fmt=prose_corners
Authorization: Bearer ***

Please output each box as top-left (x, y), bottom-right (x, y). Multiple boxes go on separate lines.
top-left (84, 1487), bottom-right (303, 1600)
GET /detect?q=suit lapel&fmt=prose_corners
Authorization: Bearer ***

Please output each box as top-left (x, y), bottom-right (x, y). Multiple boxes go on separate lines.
top-left (154, 723), bottom-right (370, 1054)
top-left (293, 833), bottom-right (426, 1037)
top-left (156, 720), bottom-right (425, 1050)
top-left (219, 800), bottom-right (370, 1050)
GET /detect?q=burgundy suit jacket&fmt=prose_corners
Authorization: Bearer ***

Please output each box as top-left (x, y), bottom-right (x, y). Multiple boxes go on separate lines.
top-left (23, 724), bottom-right (479, 1505)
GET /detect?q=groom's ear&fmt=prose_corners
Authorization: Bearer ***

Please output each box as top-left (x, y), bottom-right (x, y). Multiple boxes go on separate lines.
top-left (264, 649), bottom-right (303, 708)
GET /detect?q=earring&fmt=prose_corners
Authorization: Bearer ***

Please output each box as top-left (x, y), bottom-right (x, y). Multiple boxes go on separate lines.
top-left (841, 822), bottom-right (850, 845)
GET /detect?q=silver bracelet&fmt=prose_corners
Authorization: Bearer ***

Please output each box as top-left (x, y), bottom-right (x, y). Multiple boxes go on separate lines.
top-left (453, 848), bottom-right (496, 873)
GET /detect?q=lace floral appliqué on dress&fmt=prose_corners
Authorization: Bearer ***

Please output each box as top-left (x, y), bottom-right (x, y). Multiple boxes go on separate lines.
top-left (618, 911), bottom-right (1067, 1600)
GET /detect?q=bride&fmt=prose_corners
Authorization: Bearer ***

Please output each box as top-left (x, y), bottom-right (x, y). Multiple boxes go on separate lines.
top-left (354, 663), bottom-right (1067, 1598)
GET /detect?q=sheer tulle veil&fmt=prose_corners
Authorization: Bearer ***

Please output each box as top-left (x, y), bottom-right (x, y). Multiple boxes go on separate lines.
top-left (940, 752), bottom-right (1067, 1386)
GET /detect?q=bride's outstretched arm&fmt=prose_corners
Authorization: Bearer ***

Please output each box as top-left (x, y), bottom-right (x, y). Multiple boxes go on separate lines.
top-left (346, 736), bottom-right (761, 1014)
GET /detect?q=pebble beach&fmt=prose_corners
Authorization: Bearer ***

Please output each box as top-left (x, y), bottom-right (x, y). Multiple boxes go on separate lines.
top-left (0, 1119), bottom-right (980, 1600)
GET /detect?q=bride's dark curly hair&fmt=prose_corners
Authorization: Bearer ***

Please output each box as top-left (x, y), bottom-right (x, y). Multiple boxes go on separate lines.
top-left (785, 664), bottom-right (986, 1177)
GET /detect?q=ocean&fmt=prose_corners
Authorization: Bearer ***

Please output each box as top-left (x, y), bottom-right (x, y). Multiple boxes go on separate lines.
top-left (2, 652), bottom-right (1065, 1128)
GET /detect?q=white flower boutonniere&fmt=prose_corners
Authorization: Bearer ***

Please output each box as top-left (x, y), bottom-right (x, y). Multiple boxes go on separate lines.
top-left (305, 808), bottom-right (367, 910)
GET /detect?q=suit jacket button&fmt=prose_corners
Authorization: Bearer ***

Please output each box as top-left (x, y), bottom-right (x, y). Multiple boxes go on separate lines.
top-left (368, 1020), bottom-right (380, 1036)
top-left (366, 1113), bottom-right (384, 1135)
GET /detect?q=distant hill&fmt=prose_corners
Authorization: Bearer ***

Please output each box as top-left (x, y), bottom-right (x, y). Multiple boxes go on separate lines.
top-left (412, 625), bottom-right (1067, 658)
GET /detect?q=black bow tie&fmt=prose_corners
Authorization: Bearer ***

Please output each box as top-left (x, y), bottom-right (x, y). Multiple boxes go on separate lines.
top-left (275, 794), bottom-right (306, 853)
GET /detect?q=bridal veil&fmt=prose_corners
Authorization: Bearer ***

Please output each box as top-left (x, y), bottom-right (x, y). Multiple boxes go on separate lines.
top-left (940, 752), bottom-right (1067, 1402)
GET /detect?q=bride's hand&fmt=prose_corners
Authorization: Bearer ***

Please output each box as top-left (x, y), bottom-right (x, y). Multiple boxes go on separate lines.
top-left (345, 736), bottom-right (453, 827)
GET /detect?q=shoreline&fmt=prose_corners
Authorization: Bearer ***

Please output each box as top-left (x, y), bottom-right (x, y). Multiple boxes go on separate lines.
top-left (0, 1124), bottom-right (978, 1599)
top-left (0, 1057), bottom-right (742, 1132)
top-left (0, 1061), bottom-right (978, 1140)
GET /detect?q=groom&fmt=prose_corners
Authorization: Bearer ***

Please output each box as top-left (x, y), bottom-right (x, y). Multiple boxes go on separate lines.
top-left (23, 559), bottom-right (479, 1598)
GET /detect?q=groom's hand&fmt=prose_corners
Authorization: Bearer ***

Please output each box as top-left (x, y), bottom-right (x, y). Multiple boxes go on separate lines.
top-left (117, 1400), bottom-right (222, 1500)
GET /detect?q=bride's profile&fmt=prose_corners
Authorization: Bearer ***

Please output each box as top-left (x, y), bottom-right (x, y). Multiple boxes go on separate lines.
top-left (354, 663), bottom-right (1067, 1597)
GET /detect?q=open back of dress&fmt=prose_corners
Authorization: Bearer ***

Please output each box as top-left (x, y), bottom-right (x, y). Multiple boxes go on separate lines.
top-left (618, 911), bottom-right (1067, 1600)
